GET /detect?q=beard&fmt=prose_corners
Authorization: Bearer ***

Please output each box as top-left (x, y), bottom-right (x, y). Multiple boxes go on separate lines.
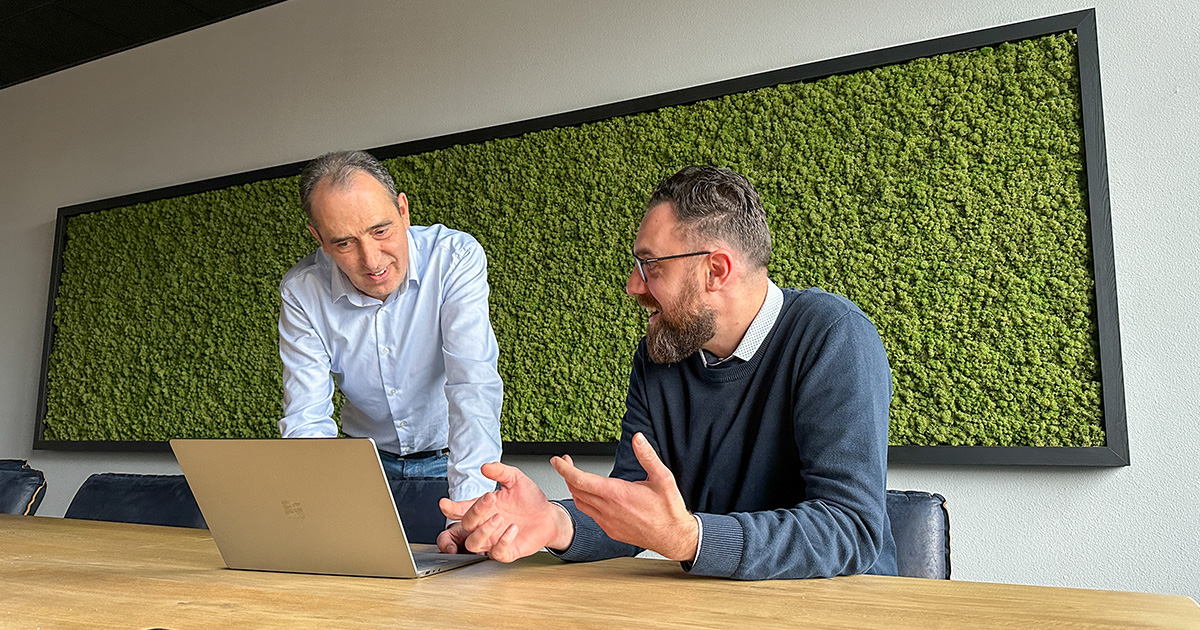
top-left (639, 276), bottom-right (717, 364)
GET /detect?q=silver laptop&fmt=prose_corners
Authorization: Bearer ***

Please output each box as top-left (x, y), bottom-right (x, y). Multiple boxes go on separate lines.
top-left (170, 437), bottom-right (486, 578)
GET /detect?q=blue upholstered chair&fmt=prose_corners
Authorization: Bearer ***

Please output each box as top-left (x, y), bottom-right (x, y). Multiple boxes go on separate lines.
top-left (0, 459), bottom-right (47, 516)
top-left (886, 489), bottom-right (951, 579)
top-left (387, 476), bottom-right (450, 544)
top-left (65, 473), bottom-right (207, 529)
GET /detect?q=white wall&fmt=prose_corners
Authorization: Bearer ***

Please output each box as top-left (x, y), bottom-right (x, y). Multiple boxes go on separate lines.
top-left (1, 0), bottom-right (1196, 599)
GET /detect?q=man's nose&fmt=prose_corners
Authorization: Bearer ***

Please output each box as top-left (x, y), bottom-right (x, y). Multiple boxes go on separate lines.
top-left (361, 239), bottom-right (384, 269)
top-left (626, 268), bottom-right (646, 296)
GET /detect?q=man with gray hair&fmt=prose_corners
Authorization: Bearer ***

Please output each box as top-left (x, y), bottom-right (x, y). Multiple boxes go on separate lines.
top-left (279, 150), bottom-right (502, 546)
top-left (441, 165), bottom-right (897, 579)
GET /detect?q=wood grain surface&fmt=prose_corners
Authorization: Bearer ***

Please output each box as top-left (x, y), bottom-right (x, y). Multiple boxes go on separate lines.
top-left (0, 515), bottom-right (1196, 629)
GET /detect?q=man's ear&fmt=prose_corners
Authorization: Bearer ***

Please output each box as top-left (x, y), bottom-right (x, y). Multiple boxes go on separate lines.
top-left (706, 250), bottom-right (733, 291)
top-left (397, 192), bottom-right (410, 219)
top-left (307, 224), bottom-right (323, 245)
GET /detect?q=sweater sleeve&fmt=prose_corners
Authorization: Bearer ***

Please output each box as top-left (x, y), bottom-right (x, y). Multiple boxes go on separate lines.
top-left (687, 310), bottom-right (895, 580)
top-left (548, 499), bottom-right (644, 562)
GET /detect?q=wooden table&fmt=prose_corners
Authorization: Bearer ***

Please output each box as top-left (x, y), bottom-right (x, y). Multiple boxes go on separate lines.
top-left (0, 515), bottom-right (1196, 629)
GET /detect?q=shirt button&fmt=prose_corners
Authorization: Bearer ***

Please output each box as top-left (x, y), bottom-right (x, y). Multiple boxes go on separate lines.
top-left (397, 421), bottom-right (407, 427)
top-left (389, 388), bottom-right (397, 395)
top-left (381, 347), bottom-right (390, 355)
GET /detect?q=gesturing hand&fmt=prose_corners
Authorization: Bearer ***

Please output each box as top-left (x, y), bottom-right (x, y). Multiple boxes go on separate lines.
top-left (439, 461), bottom-right (574, 562)
top-left (552, 432), bottom-right (698, 562)
top-left (436, 522), bottom-right (470, 555)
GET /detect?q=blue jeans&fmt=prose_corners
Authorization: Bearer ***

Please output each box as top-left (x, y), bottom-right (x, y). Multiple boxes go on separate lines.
top-left (378, 450), bottom-right (448, 481)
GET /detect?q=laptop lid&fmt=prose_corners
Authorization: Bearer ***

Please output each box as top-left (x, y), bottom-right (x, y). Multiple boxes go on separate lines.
top-left (170, 437), bottom-right (484, 578)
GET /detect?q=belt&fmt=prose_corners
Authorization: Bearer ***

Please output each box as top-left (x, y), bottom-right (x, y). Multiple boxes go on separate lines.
top-left (385, 448), bottom-right (449, 460)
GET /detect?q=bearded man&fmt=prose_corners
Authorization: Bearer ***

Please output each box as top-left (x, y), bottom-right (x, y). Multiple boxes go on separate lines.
top-left (439, 165), bottom-right (897, 580)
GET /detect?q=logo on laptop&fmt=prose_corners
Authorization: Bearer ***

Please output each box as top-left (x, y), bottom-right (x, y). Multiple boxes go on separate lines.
top-left (281, 500), bottom-right (305, 519)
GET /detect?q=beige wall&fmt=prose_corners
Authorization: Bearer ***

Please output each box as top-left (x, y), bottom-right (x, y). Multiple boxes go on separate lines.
top-left (1, 0), bottom-right (1197, 598)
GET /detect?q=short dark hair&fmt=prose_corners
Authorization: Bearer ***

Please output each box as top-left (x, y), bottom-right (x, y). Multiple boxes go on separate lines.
top-left (646, 165), bottom-right (771, 270)
top-left (298, 150), bottom-right (399, 224)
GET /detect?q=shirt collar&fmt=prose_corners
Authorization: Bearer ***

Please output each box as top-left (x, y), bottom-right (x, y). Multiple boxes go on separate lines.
top-left (403, 228), bottom-right (422, 291)
top-left (323, 248), bottom-right (357, 304)
top-left (701, 279), bottom-right (783, 367)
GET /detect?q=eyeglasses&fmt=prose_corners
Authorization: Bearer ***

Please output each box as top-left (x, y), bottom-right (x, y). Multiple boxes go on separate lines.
top-left (631, 248), bottom-right (712, 283)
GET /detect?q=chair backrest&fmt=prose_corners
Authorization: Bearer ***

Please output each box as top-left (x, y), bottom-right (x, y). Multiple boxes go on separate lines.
top-left (0, 459), bottom-right (46, 516)
top-left (886, 489), bottom-right (951, 579)
top-left (387, 476), bottom-right (450, 544)
top-left (65, 473), bottom-right (207, 529)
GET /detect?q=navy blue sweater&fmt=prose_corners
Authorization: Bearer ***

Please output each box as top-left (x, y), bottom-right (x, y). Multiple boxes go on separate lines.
top-left (557, 288), bottom-right (897, 579)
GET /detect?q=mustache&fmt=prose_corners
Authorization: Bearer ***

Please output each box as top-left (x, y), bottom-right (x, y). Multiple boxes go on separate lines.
top-left (636, 294), bottom-right (661, 312)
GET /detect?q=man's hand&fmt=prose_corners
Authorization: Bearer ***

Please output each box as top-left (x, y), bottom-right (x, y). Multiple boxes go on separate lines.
top-left (439, 461), bottom-right (574, 562)
top-left (552, 432), bottom-right (698, 562)
top-left (436, 522), bottom-right (469, 554)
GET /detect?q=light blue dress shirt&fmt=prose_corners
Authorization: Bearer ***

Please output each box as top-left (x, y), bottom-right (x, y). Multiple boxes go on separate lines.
top-left (278, 224), bottom-right (503, 502)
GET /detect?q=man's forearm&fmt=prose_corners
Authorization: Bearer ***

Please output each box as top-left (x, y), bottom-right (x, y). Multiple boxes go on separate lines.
top-left (444, 398), bottom-right (502, 501)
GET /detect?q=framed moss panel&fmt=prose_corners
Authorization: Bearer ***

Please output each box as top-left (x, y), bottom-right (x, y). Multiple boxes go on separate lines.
top-left (34, 9), bottom-right (1126, 465)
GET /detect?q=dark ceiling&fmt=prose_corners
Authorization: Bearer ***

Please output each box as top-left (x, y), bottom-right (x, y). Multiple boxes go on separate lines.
top-left (0, 0), bottom-right (287, 91)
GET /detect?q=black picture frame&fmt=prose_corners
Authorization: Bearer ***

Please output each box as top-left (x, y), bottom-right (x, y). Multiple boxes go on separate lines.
top-left (35, 9), bottom-right (1125, 466)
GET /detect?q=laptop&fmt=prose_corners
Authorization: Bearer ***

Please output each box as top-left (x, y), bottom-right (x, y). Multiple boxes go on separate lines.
top-left (170, 437), bottom-right (486, 578)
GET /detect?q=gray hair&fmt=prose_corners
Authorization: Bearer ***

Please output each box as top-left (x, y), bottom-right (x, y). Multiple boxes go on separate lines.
top-left (298, 150), bottom-right (399, 224)
top-left (646, 165), bottom-right (771, 270)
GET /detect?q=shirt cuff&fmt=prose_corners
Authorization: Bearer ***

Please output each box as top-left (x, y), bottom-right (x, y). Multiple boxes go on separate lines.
top-left (692, 513), bottom-right (703, 559)
top-left (681, 512), bottom-right (743, 577)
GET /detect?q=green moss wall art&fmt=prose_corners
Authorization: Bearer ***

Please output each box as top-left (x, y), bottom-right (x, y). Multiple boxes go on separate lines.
top-left (36, 11), bottom-right (1127, 465)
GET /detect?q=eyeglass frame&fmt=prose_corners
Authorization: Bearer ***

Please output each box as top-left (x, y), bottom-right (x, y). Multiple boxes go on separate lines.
top-left (631, 248), bottom-right (713, 283)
